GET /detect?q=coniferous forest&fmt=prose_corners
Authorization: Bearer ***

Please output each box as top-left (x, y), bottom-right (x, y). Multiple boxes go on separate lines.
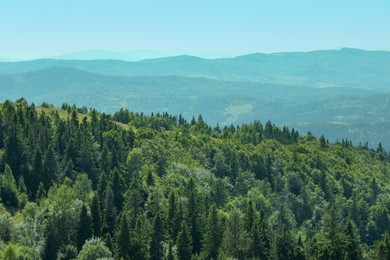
top-left (1, 98), bottom-right (390, 259)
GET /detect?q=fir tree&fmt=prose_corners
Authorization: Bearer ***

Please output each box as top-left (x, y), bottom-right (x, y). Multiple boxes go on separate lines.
top-left (150, 213), bottom-right (164, 260)
top-left (177, 221), bottom-right (192, 260)
top-left (91, 194), bottom-right (101, 237)
top-left (203, 205), bottom-right (221, 260)
top-left (77, 204), bottom-right (93, 250)
top-left (115, 214), bottom-right (131, 260)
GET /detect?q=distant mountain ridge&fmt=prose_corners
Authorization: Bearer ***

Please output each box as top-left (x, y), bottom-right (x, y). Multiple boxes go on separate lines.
top-left (1, 48), bottom-right (390, 148)
top-left (1, 48), bottom-right (390, 90)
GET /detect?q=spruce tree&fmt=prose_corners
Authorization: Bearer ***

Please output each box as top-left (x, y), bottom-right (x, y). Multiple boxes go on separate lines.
top-left (202, 205), bottom-right (221, 260)
top-left (221, 209), bottom-right (244, 259)
top-left (102, 185), bottom-right (116, 236)
top-left (77, 204), bottom-right (93, 250)
top-left (275, 225), bottom-right (296, 260)
top-left (115, 214), bottom-right (131, 260)
top-left (168, 191), bottom-right (178, 240)
top-left (344, 220), bottom-right (362, 260)
top-left (35, 182), bottom-right (47, 200)
top-left (111, 168), bottom-right (124, 211)
top-left (1, 164), bottom-right (19, 208)
top-left (177, 221), bottom-right (192, 260)
top-left (150, 213), bottom-right (164, 260)
top-left (91, 194), bottom-right (101, 237)
top-left (188, 178), bottom-right (201, 254)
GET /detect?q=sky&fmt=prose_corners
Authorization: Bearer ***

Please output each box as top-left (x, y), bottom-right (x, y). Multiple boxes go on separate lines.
top-left (1, 0), bottom-right (389, 59)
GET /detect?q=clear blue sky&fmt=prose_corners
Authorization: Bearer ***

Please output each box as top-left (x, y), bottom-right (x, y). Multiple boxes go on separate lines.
top-left (1, 0), bottom-right (389, 58)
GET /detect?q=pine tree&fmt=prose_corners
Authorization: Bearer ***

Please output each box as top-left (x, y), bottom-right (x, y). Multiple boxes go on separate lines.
top-left (344, 220), bottom-right (362, 260)
top-left (275, 225), bottom-right (296, 260)
top-left (115, 214), bottom-right (131, 260)
top-left (0, 164), bottom-right (19, 208)
top-left (31, 148), bottom-right (43, 194)
top-left (111, 168), bottom-right (124, 211)
top-left (187, 178), bottom-right (201, 254)
top-left (43, 143), bottom-right (58, 188)
top-left (132, 217), bottom-right (146, 260)
top-left (102, 185), bottom-right (116, 236)
top-left (77, 204), bottom-right (93, 250)
top-left (150, 213), bottom-right (164, 260)
top-left (203, 205), bottom-right (221, 260)
top-left (378, 232), bottom-right (390, 260)
top-left (43, 228), bottom-right (57, 260)
top-left (17, 175), bottom-right (28, 195)
top-left (317, 206), bottom-right (346, 259)
top-left (91, 194), bottom-right (101, 237)
top-left (221, 208), bottom-right (244, 259)
top-left (244, 199), bottom-right (255, 232)
top-left (168, 191), bottom-right (178, 240)
top-left (35, 182), bottom-right (47, 200)
top-left (177, 221), bottom-right (192, 260)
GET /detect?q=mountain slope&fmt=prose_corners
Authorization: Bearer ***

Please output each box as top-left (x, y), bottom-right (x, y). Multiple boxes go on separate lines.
top-left (1, 48), bottom-right (389, 89)
top-left (0, 99), bottom-right (389, 259)
top-left (1, 67), bottom-right (390, 147)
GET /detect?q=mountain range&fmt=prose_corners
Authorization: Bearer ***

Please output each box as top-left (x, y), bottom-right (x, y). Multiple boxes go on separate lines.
top-left (1, 48), bottom-right (390, 148)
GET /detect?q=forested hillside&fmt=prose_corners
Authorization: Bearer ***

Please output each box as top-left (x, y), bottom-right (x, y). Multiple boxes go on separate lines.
top-left (1, 98), bottom-right (390, 259)
top-left (1, 49), bottom-right (390, 148)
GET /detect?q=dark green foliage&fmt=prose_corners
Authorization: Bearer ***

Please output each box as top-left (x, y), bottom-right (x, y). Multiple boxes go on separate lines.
top-left (115, 214), bottom-right (131, 260)
top-left (77, 204), bottom-right (93, 250)
top-left (316, 206), bottom-right (347, 259)
top-left (0, 164), bottom-right (19, 208)
top-left (176, 221), bottom-right (192, 260)
top-left (275, 225), bottom-right (296, 260)
top-left (150, 213), bottom-right (164, 260)
top-left (344, 220), bottom-right (362, 260)
top-left (111, 168), bottom-right (124, 211)
top-left (221, 208), bottom-right (245, 259)
top-left (102, 185), bottom-right (116, 236)
top-left (203, 205), bottom-right (222, 260)
top-left (1, 100), bottom-right (390, 259)
top-left (377, 233), bottom-right (390, 260)
top-left (187, 179), bottom-right (202, 254)
top-left (35, 181), bottom-right (46, 200)
top-left (91, 194), bottom-right (101, 237)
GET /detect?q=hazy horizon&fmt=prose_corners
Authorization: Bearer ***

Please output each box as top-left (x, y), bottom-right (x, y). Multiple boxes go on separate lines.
top-left (1, 1), bottom-right (389, 60)
top-left (1, 47), bottom-right (390, 62)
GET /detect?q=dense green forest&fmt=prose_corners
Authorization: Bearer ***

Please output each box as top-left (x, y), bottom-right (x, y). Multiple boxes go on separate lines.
top-left (1, 98), bottom-right (390, 259)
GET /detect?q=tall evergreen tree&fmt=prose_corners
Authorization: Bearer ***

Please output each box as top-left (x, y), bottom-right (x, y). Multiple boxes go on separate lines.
top-left (344, 220), bottom-right (362, 260)
top-left (43, 143), bottom-right (58, 188)
top-left (187, 178), bottom-right (202, 254)
top-left (378, 232), bottom-right (390, 260)
top-left (111, 168), bottom-right (124, 211)
top-left (102, 185), bottom-right (116, 236)
top-left (275, 225), bottom-right (296, 260)
top-left (168, 191), bottom-right (179, 240)
top-left (0, 164), bottom-right (19, 208)
top-left (150, 213), bottom-right (164, 260)
top-left (203, 205), bottom-right (222, 260)
top-left (176, 221), bottom-right (192, 260)
top-left (91, 194), bottom-right (101, 237)
top-left (221, 208), bottom-right (245, 259)
top-left (77, 204), bottom-right (93, 250)
top-left (316, 206), bottom-right (346, 259)
top-left (115, 214), bottom-right (131, 260)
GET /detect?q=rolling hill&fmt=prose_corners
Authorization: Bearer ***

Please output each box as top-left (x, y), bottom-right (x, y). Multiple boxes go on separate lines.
top-left (1, 48), bottom-right (390, 147)
top-left (1, 65), bottom-right (389, 148)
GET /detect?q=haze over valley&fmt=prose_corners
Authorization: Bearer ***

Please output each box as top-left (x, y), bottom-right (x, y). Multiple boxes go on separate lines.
top-left (1, 48), bottom-right (390, 147)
